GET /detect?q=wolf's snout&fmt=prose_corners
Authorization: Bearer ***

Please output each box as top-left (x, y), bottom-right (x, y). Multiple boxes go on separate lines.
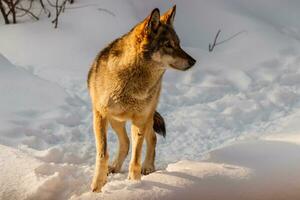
top-left (188, 57), bottom-right (196, 67)
top-left (182, 55), bottom-right (196, 71)
top-left (177, 48), bottom-right (196, 71)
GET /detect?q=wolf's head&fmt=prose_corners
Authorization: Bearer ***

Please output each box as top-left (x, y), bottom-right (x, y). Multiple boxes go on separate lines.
top-left (134, 6), bottom-right (196, 71)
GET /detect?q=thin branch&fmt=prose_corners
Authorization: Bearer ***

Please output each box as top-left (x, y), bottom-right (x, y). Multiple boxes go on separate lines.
top-left (15, 0), bottom-right (33, 17)
top-left (51, 0), bottom-right (68, 28)
top-left (209, 29), bottom-right (221, 52)
top-left (209, 29), bottom-right (247, 52)
top-left (16, 6), bottom-right (39, 20)
top-left (0, 0), bottom-right (10, 24)
top-left (63, 4), bottom-right (98, 9)
top-left (39, 0), bottom-right (51, 17)
top-left (216, 30), bottom-right (246, 45)
top-left (97, 8), bottom-right (115, 17)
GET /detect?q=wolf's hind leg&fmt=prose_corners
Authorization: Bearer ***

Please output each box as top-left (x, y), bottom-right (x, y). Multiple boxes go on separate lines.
top-left (109, 119), bottom-right (129, 173)
top-left (91, 109), bottom-right (108, 192)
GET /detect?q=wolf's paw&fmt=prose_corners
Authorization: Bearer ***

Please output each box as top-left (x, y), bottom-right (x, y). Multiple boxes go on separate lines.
top-left (91, 177), bottom-right (107, 192)
top-left (128, 164), bottom-right (141, 180)
top-left (108, 165), bottom-right (121, 174)
top-left (128, 171), bottom-right (141, 180)
top-left (141, 165), bottom-right (155, 175)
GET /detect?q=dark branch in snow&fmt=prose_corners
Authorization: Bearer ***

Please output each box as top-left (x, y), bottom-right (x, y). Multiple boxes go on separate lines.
top-left (15, 0), bottom-right (39, 20)
top-left (0, 0), bottom-right (21, 24)
top-left (209, 29), bottom-right (221, 52)
top-left (39, 0), bottom-right (51, 18)
top-left (45, 0), bottom-right (77, 28)
top-left (16, 6), bottom-right (39, 20)
top-left (0, 0), bottom-right (50, 24)
top-left (209, 30), bottom-right (247, 52)
top-left (0, 0), bottom-right (10, 24)
top-left (51, 0), bottom-right (68, 28)
top-left (0, 0), bottom-right (113, 29)
top-left (97, 8), bottom-right (115, 17)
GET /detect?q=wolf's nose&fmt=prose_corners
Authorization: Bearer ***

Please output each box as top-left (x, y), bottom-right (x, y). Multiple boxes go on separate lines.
top-left (189, 57), bottom-right (196, 66)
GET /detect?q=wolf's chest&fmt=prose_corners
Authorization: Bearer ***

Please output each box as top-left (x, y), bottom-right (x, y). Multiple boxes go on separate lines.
top-left (107, 78), bottom-right (160, 113)
top-left (110, 80), bottom-right (158, 105)
top-left (114, 68), bottom-right (159, 97)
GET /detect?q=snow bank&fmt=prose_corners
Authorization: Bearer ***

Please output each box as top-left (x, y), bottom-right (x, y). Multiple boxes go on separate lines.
top-left (0, 53), bottom-right (68, 148)
top-left (0, 144), bottom-right (44, 200)
top-left (2, 138), bottom-right (300, 200)
top-left (71, 137), bottom-right (300, 200)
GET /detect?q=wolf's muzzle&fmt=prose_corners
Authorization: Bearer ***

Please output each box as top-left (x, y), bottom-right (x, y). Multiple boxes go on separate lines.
top-left (182, 56), bottom-right (196, 71)
top-left (188, 57), bottom-right (196, 66)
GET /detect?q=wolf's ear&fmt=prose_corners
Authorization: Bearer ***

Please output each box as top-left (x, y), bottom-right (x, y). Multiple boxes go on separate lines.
top-left (160, 5), bottom-right (176, 26)
top-left (145, 8), bottom-right (160, 33)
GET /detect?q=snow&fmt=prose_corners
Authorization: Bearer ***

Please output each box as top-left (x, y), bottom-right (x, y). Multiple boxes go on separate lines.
top-left (2, 138), bottom-right (300, 200)
top-left (73, 159), bottom-right (250, 200)
top-left (0, 54), bottom-right (68, 148)
top-left (0, 145), bottom-right (44, 200)
top-left (1, 0), bottom-right (300, 199)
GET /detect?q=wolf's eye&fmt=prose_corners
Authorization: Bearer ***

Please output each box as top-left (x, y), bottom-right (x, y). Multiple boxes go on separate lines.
top-left (164, 41), bottom-right (172, 48)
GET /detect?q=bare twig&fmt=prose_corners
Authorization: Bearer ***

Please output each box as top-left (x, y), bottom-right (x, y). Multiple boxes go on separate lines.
top-left (39, 0), bottom-right (51, 17)
top-left (1, 0), bottom-right (21, 24)
top-left (51, 0), bottom-right (68, 28)
top-left (209, 30), bottom-right (247, 52)
top-left (0, 0), bottom-right (44, 24)
top-left (97, 8), bottom-right (115, 17)
top-left (16, 6), bottom-right (39, 20)
top-left (209, 29), bottom-right (221, 52)
top-left (15, 0), bottom-right (38, 19)
top-left (0, 0), bottom-right (10, 24)
top-left (216, 30), bottom-right (246, 46)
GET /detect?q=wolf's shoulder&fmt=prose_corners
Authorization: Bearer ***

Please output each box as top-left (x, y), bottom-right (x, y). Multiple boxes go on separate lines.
top-left (87, 37), bottom-right (124, 88)
top-left (95, 38), bottom-right (123, 64)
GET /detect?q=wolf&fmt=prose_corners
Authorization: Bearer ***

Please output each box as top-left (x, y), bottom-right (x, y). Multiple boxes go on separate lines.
top-left (87, 5), bottom-right (196, 192)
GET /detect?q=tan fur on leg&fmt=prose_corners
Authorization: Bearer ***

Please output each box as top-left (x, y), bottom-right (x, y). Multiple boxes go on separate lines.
top-left (109, 119), bottom-right (129, 173)
top-left (91, 109), bottom-right (109, 192)
top-left (128, 121), bottom-right (145, 180)
top-left (142, 120), bottom-right (157, 175)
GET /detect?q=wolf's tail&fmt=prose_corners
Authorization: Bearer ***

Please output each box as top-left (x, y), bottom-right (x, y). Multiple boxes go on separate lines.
top-left (153, 111), bottom-right (166, 138)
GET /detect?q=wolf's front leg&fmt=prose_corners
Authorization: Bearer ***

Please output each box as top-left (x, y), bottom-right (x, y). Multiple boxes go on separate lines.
top-left (142, 124), bottom-right (156, 175)
top-left (109, 119), bottom-right (129, 173)
top-left (91, 109), bottom-right (109, 192)
top-left (128, 120), bottom-right (146, 180)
